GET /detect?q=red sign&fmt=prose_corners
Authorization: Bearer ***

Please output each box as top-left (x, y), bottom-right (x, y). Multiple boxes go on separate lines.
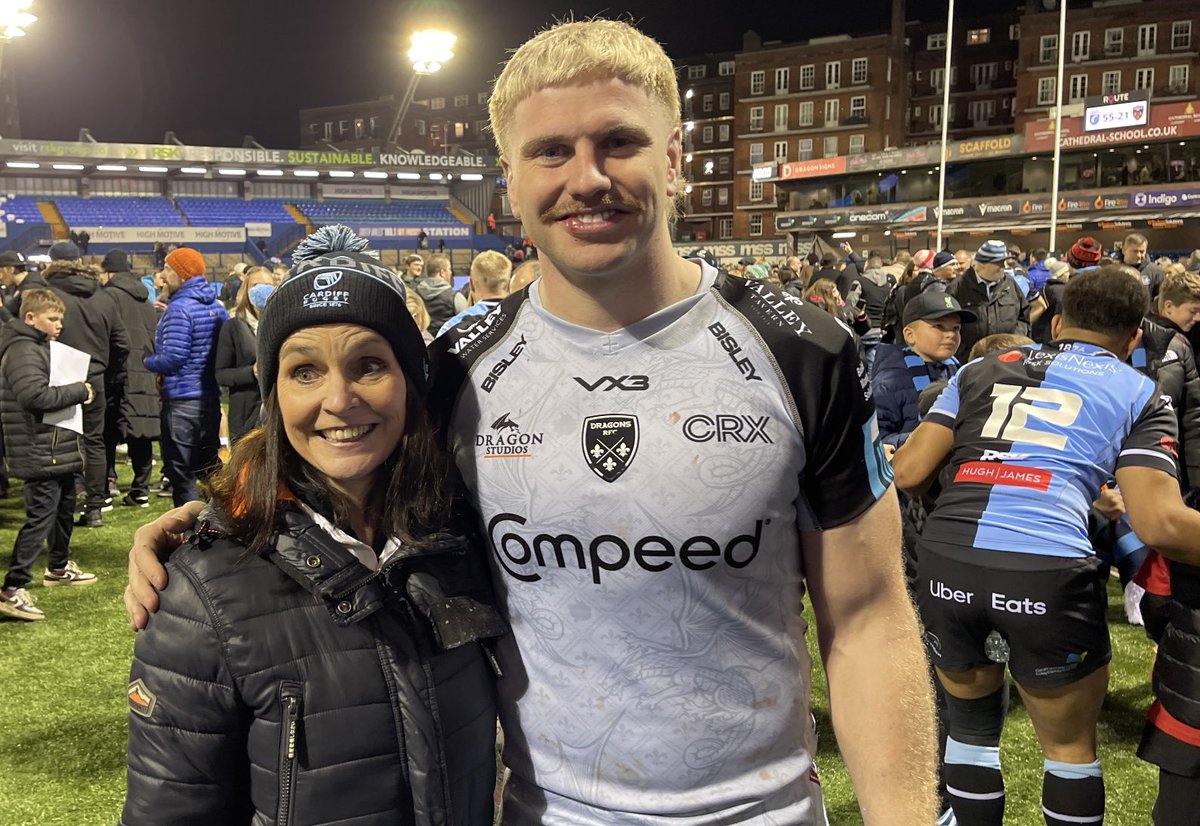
top-left (1025, 100), bottom-right (1200, 153)
top-left (954, 462), bottom-right (1053, 491)
top-left (778, 157), bottom-right (847, 180)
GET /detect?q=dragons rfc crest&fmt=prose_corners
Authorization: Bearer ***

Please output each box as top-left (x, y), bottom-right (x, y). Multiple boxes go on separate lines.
top-left (582, 415), bottom-right (639, 483)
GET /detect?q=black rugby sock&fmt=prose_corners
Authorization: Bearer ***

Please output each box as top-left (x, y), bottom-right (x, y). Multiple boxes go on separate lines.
top-left (1042, 759), bottom-right (1103, 826)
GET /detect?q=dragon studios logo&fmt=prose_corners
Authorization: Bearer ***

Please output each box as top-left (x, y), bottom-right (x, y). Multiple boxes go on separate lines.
top-left (476, 412), bottom-right (544, 459)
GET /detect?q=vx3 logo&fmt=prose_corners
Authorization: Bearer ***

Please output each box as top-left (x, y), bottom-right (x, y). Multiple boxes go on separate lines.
top-left (573, 375), bottom-right (650, 392)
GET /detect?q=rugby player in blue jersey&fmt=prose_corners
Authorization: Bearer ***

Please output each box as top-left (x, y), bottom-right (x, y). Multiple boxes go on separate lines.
top-left (893, 266), bottom-right (1200, 826)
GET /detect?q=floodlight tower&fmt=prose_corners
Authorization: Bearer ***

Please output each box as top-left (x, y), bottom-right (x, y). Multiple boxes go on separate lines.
top-left (385, 29), bottom-right (457, 148)
top-left (0, 0), bottom-right (36, 132)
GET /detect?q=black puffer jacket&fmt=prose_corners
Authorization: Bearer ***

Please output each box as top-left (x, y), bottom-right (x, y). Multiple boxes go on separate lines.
top-left (122, 500), bottom-right (506, 826)
top-left (104, 272), bottom-right (160, 440)
top-left (1134, 317), bottom-right (1200, 490)
top-left (214, 314), bottom-right (261, 442)
top-left (43, 260), bottom-right (129, 383)
top-left (0, 319), bottom-right (89, 480)
top-left (946, 269), bottom-right (1030, 360)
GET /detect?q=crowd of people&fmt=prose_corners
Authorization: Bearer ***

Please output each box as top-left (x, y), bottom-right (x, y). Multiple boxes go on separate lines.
top-left (2, 15), bottom-right (1200, 826)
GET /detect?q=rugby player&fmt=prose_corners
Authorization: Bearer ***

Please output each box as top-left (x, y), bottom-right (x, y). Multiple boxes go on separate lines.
top-left (893, 266), bottom-right (1200, 826)
top-left (127, 19), bottom-right (936, 824)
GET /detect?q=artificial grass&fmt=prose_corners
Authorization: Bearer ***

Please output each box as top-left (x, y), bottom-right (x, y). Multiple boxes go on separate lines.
top-left (0, 466), bottom-right (1164, 824)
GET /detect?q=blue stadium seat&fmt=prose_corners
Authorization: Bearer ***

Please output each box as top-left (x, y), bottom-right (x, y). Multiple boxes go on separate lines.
top-left (54, 196), bottom-right (185, 227)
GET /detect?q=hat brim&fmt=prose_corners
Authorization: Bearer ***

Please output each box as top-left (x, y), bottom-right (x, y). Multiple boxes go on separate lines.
top-left (906, 308), bottom-right (978, 326)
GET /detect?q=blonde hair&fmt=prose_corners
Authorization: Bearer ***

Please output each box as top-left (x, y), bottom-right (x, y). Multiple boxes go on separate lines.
top-left (406, 289), bottom-right (431, 333)
top-left (20, 288), bottom-right (64, 318)
top-left (1159, 269), bottom-right (1200, 310)
top-left (233, 266), bottom-right (273, 319)
top-left (803, 280), bottom-right (841, 318)
top-left (969, 333), bottom-right (1034, 361)
top-left (470, 250), bottom-right (513, 292)
top-left (488, 18), bottom-right (681, 158)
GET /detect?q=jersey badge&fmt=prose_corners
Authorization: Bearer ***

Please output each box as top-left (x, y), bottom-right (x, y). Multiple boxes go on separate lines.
top-left (475, 413), bottom-right (544, 459)
top-left (127, 679), bottom-right (157, 718)
top-left (582, 415), bottom-right (640, 482)
top-left (997, 350), bottom-right (1022, 363)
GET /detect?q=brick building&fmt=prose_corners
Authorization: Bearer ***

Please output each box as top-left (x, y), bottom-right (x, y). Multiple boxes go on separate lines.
top-left (677, 53), bottom-right (737, 242)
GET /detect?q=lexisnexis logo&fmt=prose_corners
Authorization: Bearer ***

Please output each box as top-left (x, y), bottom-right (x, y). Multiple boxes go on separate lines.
top-left (488, 513), bottom-right (765, 584)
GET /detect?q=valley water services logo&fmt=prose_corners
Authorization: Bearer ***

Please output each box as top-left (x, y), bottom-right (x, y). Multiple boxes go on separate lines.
top-left (302, 268), bottom-right (351, 309)
top-left (582, 415), bottom-right (639, 482)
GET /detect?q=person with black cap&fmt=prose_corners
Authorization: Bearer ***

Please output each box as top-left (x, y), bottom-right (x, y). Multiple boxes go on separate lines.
top-left (883, 250), bottom-right (961, 344)
top-left (0, 250), bottom-right (45, 321)
top-left (43, 240), bottom-right (130, 527)
top-left (946, 239), bottom-right (1030, 361)
top-left (121, 225), bottom-right (504, 825)
top-left (100, 249), bottom-right (160, 507)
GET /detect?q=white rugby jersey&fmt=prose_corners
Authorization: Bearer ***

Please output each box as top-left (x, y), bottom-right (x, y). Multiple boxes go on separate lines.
top-left (429, 261), bottom-right (892, 824)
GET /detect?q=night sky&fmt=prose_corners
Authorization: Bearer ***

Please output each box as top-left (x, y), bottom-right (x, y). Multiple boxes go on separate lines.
top-left (11, 0), bottom-right (1013, 149)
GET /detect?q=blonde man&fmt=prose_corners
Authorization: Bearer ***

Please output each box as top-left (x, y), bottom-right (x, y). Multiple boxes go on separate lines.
top-left (129, 18), bottom-right (936, 825)
top-left (436, 250), bottom-right (512, 337)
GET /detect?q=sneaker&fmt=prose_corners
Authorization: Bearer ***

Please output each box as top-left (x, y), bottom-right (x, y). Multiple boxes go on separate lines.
top-left (935, 808), bottom-right (958, 826)
top-left (107, 477), bottom-right (121, 497)
top-left (0, 588), bottom-right (45, 620)
top-left (76, 509), bottom-right (103, 528)
top-left (123, 492), bottom-right (150, 508)
top-left (43, 560), bottom-right (98, 587)
top-left (156, 477), bottom-right (172, 498)
top-left (1124, 581), bottom-right (1146, 627)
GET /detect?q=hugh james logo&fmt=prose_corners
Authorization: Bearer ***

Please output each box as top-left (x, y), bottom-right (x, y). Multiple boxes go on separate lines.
top-left (583, 415), bottom-right (639, 482)
top-left (302, 268), bottom-right (350, 309)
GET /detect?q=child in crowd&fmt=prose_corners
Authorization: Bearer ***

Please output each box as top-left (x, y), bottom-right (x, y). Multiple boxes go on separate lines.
top-left (0, 289), bottom-right (96, 621)
top-left (871, 291), bottom-right (975, 448)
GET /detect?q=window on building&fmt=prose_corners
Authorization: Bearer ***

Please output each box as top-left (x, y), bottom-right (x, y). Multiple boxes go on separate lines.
top-left (415, 119), bottom-right (426, 135)
top-left (688, 65), bottom-right (707, 79)
top-left (774, 104), bottom-right (789, 131)
top-left (798, 139), bottom-right (813, 160)
top-left (474, 119), bottom-right (488, 135)
top-left (1069, 74), bottom-right (1088, 101)
top-left (929, 103), bottom-right (942, 126)
top-left (718, 155), bottom-right (730, 174)
top-left (930, 67), bottom-right (945, 91)
top-left (702, 125), bottom-right (714, 144)
top-left (1102, 70), bottom-right (1121, 95)
top-left (354, 118), bottom-right (366, 138)
top-left (798, 101), bottom-right (814, 126)
top-left (852, 58), bottom-right (868, 85)
top-left (431, 97), bottom-right (445, 110)
top-left (338, 119), bottom-right (349, 137)
top-left (718, 60), bottom-right (735, 76)
top-left (775, 67), bottom-right (790, 94)
top-left (826, 61), bottom-right (841, 89)
top-left (1009, 24), bottom-right (1020, 40)
top-left (849, 134), bottom-right (865, 154)
top-left (824, 99), bottom-right (839, 126)
top-left (749, 214), bottom-right (763, 237)
top-left (823, 135), bottom-right (838, 157)
top-left (800, 64), bottom-right (815, 89)
top-left (703, 94), bottom-right (713, 113)
top-left (718, 123), bottom-right (730, 142)
top-left (1136, 67), bottom-right (1155, 90)
top-left (966, 28), bottom-right (990, 45)
top-left (704, 159), bottom-right (715, 176)
top-left (969, 63), bottom-right (998, 88)
top-left (322, 122), bottom-right (333, 141)
top-left (718, 188), bottom-right (729, 206)
top-left (849, 96), bottom-right (866, 119)
top-left (1139, 24), bottom-right (1157, 55)
top-left (1037, 76), bottom-right (1057, 105)
top-left (1169, 64), bottom-right (1189, 92)
top-left (968, 99), bottom-right (996, 123)
top-left (719, 92), bottom-right (730, 110)
top-left (774, 140), bottom-right (788, 162)
top-left (718, 218), bottom-right (733, 239)
top-left (1039, 35), bottom-right (1058, 64)
top-left (1172, 21), bottom-right (1192, 50)
top-left (749, 179), bottom-right (764, 201)
top-left (1071, 31), bottom-right (1090, 61)
top-left (477, 92), bottom-right (489, 104)
top-left (750, 71), bottom-right (765, 95)
top-left (702, 188), bottom-right (713, 206)
top-left (749, 142), bottom-right (764, 165)
top-left (750, 106), bottom-right (764, 131)
top-left (927, 32), bottom-right (946, 50)
top-left (1105, 28), bottom-right (1124, 55)
top-left (454, 94), bottom-right (468, 107)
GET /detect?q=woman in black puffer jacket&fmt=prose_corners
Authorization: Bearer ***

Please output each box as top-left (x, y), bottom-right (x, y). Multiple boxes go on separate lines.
top-left (122, 228), bottom-right (506, 826)
top-left (214, 265), bottom-right (275, 443)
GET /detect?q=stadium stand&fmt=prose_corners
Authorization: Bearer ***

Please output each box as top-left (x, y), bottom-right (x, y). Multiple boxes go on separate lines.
top-left (296, 199), bottom-right (457, 225)
top-left (0, 195), bottom-right (48, 223)
top-left (54, 196), bottom-right (184, 227)
top-left (175, 197), bottom-right (295, 226)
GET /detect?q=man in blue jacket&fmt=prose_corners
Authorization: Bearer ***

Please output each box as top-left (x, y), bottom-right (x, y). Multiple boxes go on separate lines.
top-left (144, 248), bottom-right (227, 505)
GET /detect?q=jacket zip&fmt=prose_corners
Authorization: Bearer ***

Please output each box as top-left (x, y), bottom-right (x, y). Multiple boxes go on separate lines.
top-left (277, 681), bottom-right (303, 826)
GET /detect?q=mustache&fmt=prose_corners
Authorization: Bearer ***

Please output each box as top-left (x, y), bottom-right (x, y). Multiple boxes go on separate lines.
top-left (541, 194), bottom-right (642, 222)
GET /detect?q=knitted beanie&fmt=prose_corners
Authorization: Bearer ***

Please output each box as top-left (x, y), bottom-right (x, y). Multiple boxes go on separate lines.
top-left (932, 251), bottom-right (957, 271)
top-left (975, 239), bottom-right (1008, 265)
top-left (1067, 237), bottom-right (1103, 269)
top-left (912, 249), bottom-right (936, 271)
top-left (256, 225), bottom-right (428, 399)
top-left (165, 247), bottom-right (206, 279)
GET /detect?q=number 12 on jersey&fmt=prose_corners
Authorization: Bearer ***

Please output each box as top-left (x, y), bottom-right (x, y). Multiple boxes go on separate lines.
top-left (979, 383), bottom-right (1083, 450)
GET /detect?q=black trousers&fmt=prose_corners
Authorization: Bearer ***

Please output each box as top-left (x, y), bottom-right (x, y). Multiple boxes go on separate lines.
top-left (4, 475), bottom-right (75, 590)
top-left (80, 383), bottom-right (107, 511)
top-left (1155, 768), bottom-right (1200, 826)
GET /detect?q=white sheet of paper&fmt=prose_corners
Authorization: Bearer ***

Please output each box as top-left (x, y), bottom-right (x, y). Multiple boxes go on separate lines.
top-left (43, 341), bottom-right (90, 435)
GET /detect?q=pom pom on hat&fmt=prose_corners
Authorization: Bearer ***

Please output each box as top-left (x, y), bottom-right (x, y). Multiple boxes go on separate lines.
top-left (1067, 236), bottom-right (1103, 269)
top-left (912, 249), bottom-right (935, 271)
top-left (975, 239), bottom-right (1008, 265)
top-left (165, 247), bottom-right (206, 279)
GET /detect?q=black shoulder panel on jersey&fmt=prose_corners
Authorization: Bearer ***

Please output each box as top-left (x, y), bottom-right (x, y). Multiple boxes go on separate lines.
top-left (427, 288), bottom-right (530, 440)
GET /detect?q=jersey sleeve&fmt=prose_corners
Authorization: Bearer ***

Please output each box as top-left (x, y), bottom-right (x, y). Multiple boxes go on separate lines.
top-left (796, 329), bottom-right (893, 530)
top-left (924, 369), bottom-right (962, 429)
top-left (1117, 391), bottom-right (1181, 477)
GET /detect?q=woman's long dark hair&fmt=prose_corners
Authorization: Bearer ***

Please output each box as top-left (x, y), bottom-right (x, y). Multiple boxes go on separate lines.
top-left (206, 375), bottom-right (451, 557)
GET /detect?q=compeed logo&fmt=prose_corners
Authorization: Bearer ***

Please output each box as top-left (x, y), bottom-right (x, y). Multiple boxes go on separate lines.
top-left (582, 415), bottom-right (639, 482)
top-left (127, 679), bottom-right (157, 718)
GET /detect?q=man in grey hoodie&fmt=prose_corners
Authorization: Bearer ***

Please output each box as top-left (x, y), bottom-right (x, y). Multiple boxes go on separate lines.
top-left (414, 253), bottom-right (468, 334)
